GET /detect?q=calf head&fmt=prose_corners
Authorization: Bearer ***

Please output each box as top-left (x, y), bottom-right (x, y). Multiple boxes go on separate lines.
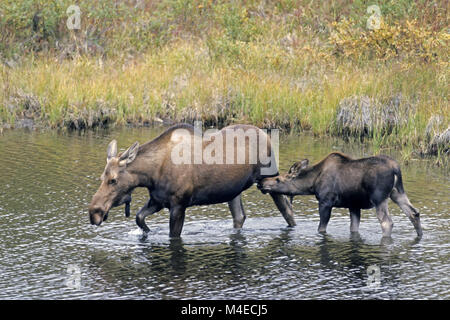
top-left (88, 140), bottom-right (139, 226)
top-left (258, 159), bottom-right (310, 195)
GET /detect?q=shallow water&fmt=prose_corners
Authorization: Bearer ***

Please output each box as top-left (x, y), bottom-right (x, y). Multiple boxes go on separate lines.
top-left (0, 126), bottom-right (448, 299)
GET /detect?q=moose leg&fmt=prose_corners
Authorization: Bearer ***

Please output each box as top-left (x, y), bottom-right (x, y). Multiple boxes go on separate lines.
top-left (125, 202), bottom-right (131, 217)
top-left (270, 193), bottom-right (296, 227)
top-left (390, 189), bottom-right (422, 237)
top-left (228, 194), bottom-right (246, 229)
top-left (318, 203), bottom-right (332, 233)
top-left (289, 195), bottom-right (294, 205)
top-left (375, 199), bottom-right (393, 237)
top-left (349, 208), bottom-right (361, 233)
top-left (169, 205), bottom-right (186, 238)
top-left (136, 198), bottom-right (162, 233)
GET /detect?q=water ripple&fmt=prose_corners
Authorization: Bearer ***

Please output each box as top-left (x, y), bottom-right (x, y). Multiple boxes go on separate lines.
top-left (0, 128), bottom-right (448, 299)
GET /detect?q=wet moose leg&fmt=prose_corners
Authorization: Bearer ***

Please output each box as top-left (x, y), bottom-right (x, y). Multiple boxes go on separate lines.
top-left (228, 194), bottom-right (246, 229)
top-left (390, 189), bottom-right (422, 237)
top-left (136, 198), bottom-right (162, 232)
top-left (270, 193), bottom-right (296, 227)
top-left (169, 205), bottom-right (186, 238)
top-left (375, 199), bottom-right (393, 237)
top-left (318, 203), bottom-right (332, 233)
top-left (349, 208), bottom-right (361, 233)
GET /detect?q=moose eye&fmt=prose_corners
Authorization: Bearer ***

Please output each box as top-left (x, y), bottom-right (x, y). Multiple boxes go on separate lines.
top-left (109, 178), bottom-right (117, 185)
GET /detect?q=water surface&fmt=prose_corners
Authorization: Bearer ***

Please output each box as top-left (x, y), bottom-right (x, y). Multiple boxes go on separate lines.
top-left (0, 126), bottom-right (448, 299)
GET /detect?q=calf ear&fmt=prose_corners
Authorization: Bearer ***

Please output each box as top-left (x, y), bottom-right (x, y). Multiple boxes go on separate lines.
top-left (300, 159), bottom-right (309, 169)
top-left (288, 159), bottom-right (309, 174)
top-left (289, 159), bottom-right (309, 176)
top-left (107, 140), bottom-right (117, 162)
top-left (119, 141), bottom-right (139, 166)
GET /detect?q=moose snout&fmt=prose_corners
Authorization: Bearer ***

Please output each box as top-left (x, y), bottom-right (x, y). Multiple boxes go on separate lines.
top-left (258, 177), bottom-right (278, 194)
top-left (89, 206), bottom-right (107, 226)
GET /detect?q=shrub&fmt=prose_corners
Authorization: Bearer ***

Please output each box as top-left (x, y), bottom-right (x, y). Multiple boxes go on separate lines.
top-left (330, 18), bottom-right (449, 62)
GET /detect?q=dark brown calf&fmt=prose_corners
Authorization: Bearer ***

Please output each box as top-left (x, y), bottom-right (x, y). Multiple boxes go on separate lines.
top-left (259, 152), bottom-right (422, 237)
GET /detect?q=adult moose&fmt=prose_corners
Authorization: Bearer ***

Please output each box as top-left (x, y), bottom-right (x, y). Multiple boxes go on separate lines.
top-left (88, 123), bottom-right (295, 237)
top-left (259, 152), bottom-right (422, 237)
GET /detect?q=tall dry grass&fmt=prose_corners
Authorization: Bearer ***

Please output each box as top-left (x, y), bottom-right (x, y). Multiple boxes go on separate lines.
top-left (0, 0), bottom-right (448, 159)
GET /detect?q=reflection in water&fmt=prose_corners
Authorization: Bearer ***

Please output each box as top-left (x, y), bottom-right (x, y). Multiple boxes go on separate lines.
top-left (77, 221), bottom-right (445, 300)
top-left (0, 127), bottom-right (448, 299)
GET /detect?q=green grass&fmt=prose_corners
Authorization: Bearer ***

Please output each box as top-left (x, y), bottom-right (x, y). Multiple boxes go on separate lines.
top-left (0, 0), bottom-right (448, 160)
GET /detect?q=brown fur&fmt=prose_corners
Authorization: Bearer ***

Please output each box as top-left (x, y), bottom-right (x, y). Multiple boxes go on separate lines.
top-left (259, 152), bottom-right (422, 237)
top-left (89, 123), bottom-right (296, 237)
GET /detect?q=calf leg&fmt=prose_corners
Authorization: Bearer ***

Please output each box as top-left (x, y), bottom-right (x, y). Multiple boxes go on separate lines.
top-left (349, 208), bottom-right (361, 233)
top-left (169, 205), bottom-right (186, 238)
top-left (228, 194), bottom-right (246, 229)
top-left (318, 203), bottom-right (332, 233)
top-left (136, 198), bottom-right (163, 232)
top-left (390, 189), bottom-right (423, 237)
top-left (270, 193), bottom-right (296, 227)
top-left (375, 199), bottom-right (393, 237)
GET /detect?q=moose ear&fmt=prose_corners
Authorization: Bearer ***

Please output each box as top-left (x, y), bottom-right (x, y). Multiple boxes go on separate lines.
top-left (289, 159), bottom-right (309, 175)
top-left (107, 140), bottom-right (117, 162)
top-left (300, 159), bottom-right (309, 169)
top-left (119, 141), bottom-right (139, 166)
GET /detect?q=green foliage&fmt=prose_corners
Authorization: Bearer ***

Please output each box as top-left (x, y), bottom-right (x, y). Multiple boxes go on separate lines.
top-left (0, 0), bottom-right (448, 160)
top-left (330, 18), bottom-right (449, 62)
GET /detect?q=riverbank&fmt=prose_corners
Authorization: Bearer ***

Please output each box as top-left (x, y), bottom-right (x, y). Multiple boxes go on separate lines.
top-left (0, 1), bottom-right (448, 163)
top-left (1, 46), bottom-right (448, 164)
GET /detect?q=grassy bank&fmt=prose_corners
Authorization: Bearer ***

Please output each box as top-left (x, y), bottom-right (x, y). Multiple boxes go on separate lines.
top-left (0, 0), bottom-right (448, 162)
